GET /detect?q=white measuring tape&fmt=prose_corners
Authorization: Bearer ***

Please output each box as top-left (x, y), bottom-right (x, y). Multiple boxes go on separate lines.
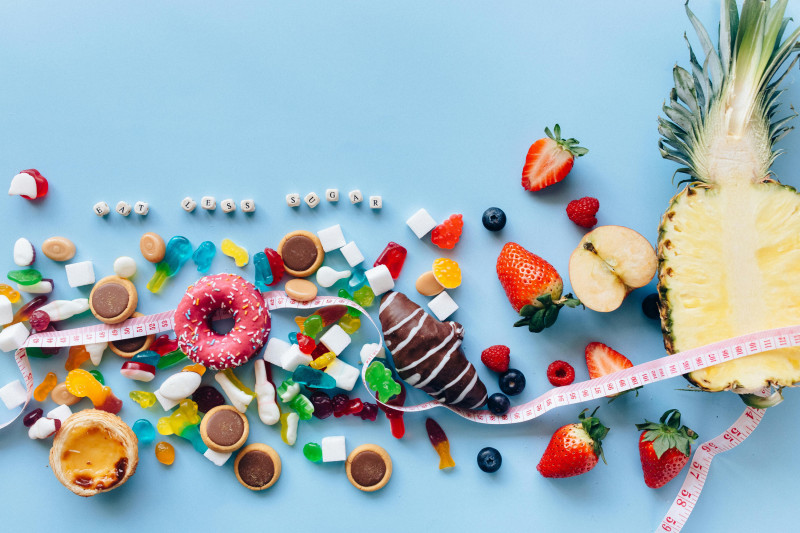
top-left (7, 291), bottom-right (791, 529)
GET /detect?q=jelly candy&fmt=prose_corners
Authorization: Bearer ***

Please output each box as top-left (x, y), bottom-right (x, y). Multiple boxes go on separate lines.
top-left (374, 242), bottom-right (407, 279)
top-left (192, 240), bottom-right (216, 274)
top-left (297, 333), bottom-right (316, 354)
top-left (151, 335), bottom-right (179, 355)
top-left (221, 238), bottom-right (248, 267)
top-left (289, 394), bottom-right (314, 420)
top-left (303, 442), bottom-right (323, 463)
top-left (7, 268), bottom-right (42, 286)
top-left (23, 408), bottom-right (43, 427)
top-left (28, 310), bottom-right (50, 332)
top-left (338, 314), bottom-right (361, 334)
top-left (157, 399), bottom-right (206, 453)
top-left (192, 385), bottom-right (226, 413)
top-left (182, 363), bottom-right (206, 376)
top-left (9, 295), bottom-right (48, 325)
top-left (425, 417), bottom-right (455, 469)
top-left (294, 306), bottom-right (348, 333)
top-left (130, 390), bottom-right (157, 408)
top-left (365, 361), bottom-right (401, 402)
top-left (263, 248), bottom-right (285, 286)
top-left (337, 289), bottom-right (362, 317)
top-left (302, 315), bottom-right (323, 338)
top-left (65, 369), bottom-right (122, 414)
top-left (280, 412), bottom-right (299, 445)
top-left (89, 369), bottom-right (104, 385)
top-left (0, 284), bottom-right (21, 303)
top-left (310, 391), bottom-right (333, 419)
top-left (65, 345), bottom-right (91, 371)
top-left (254, 359), bottom-right (280, 425)
top-left (132, 350), bottom-right (161, 367)
top-left (157, 349), bottom-right (187, 369)
top-left (133, 419), bottom-right (156, 445)
top-left (147, 236), bottom-right (193, 293)
top-left (378, 381), bottom-right (406, 439)
top-left (34, 298), bottom-right (89, 323)
top-left (347, 266), bottom-right (368, 291)
top-left (333, 394), bottom-right (363, 417)
top-left (432, 258), bottom-right (462, 289)
top-left (9, 169), bottom-right (48, 200)
top-left (309, 351), bottom-right (336, 370)
top-left (253, 251), bottom-right (273, 291)
top-left (431, 214), bottom-right (463, 249)
top-left (353, 285), bottom-right (375, 308)
top-left (277, 379), bottom-right (300, 402)
top-left (214, 370), bottom-right (255, 412)
top-left (288, 332), bottom-right (298, 344)
top-left (34, 372), bottom-right (57, 402)
top-left (359, 402), bottom-right (379, 421)
top-left (293, 365), bottom-right (336, 389)
top-left (155, 441), bottom-right (175, 465)
top-left (222, 368), bottom-right (254, 397)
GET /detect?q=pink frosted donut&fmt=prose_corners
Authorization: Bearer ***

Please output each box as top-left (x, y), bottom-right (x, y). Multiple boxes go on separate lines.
top-left (175, 274), bottom-right (271, 370)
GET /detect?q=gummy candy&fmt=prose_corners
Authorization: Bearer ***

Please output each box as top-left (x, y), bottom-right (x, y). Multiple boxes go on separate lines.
top-left (347, 266), bottom-right (368, 291)
top-left (151, 335), bottom-right (179, 355)
top-left (425, 417), bottom-right (455, 469)
top-left (9, 169), bottom-right (48, 200)
top-left (378, 381), bottom-right (406, 439)
top-left (294, 306), bottom-right (348, 333)
top-left (157, 349), bottom-right (187, 369)
top-left (192, 240), bottom-right (216, 274)
top-left (337, 289), bottom-right (362, 317)
top-left (155, 441), bottom-right (175, 465)
top-left (133, 419), bottom-right (156, 444)
top-left (288, 332), bottom-right (298, 344)
top-left (182, 363), bottom-right (206, 376)
top-left (309, 351), bottom-right (336, 370)
top-left (281, 412), bottom-right (299, 445)
top-left (9, 295), bottom-right (47, 325)
top-left (132, 350), bottom-right (161, 367)
top-left (431, 214), bottom-right (463, 249)
top-left (65, 345), bottom-right (91, 371)
top-left (310, 391), bottom-right (334, 419)
top-left (303, 442), bottom-right (323, 463)
top-left (432, 258), bottom-right (462, 289)
top-left (297, 333), bottom-right (316, 354)
top-left (34, 372), bottom-right (57, 402)
top-left (222, 368), bottom-right (255, 397)
top-left (338, 314), bottom-right (361, 334)
top-left (254, 359), bottom-right (280, 425)
top-left (353, 285), bottom-right (375, 308)
top-left (302, 315), bottom-right (323, 338)
top-left (277, 379), bottom-right (300, 402)
top-left (65, 369), bottom-right (122, 414)
top-left (221, 238), bottom-right (248, 267)
top-left (147, 236), bottom-right (193, 293)
top-left (0, 284), bottom-right (20, 303)
top-left (192, 385), bottom-right (225, 413)
top-left (359, 402), bottom-right (379, 421)
top-left (28, 310), bottom-right (50, 332)
top-left (365, 361), bottom-right (401, 402)
top-left (374, 242), bottom-right (407, 279)
top-left (7, 268), bottom-right (42, 286)
top-left (214, 370), bottom-right (254, 412)
top-left (263, 248), bottom-right (285, 286)
top-left (293, 365), bottom-right (336, 389)
top-left (157, 399), bottom-right (206, 453)
top-left (23, 408), bottom-right (43, 427)
top-left (33, 298), bottom-right (89, 323)
top-left (89, 369), bottom-right (104, 385)
top-left (253, 251), bottom-right (273, 291)
top-left (333, 394), bottom-right (363, 418)
top-left (130, 390), bottom-right (157, 408)
top-left (289, 394), bottom-right (315, 420)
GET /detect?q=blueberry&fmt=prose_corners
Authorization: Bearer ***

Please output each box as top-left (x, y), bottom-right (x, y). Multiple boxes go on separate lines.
top-left (499, 368), bottom-right (525, 396)
top-left (487, 393), bottom-right (510, 415)
top-left (482, 207), bottom-right (506, 231)
top-left (642, 293), bottom-right (660, 320)
top-left (477, 447), bottom-right (502, 473)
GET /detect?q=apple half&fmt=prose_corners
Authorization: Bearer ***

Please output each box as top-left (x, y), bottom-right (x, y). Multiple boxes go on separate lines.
top-left (568, 225), bottom-right (657, 312)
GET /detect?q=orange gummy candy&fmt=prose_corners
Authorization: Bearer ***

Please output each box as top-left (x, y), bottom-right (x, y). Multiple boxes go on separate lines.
top-left (65, 345), bottom-right (91, 371)
top-left (155, 441), bottom-right (175, 465)
top-left (34, 372), bottom-right (57, 402)
top-left (432, 258), bottom-right (462, 289)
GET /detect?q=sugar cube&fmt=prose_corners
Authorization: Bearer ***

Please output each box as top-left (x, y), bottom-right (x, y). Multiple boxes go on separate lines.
top-left (204, 448), bottom-right (232, 466)
top-left (181, 196), bottom-right (197, 212)
top-left (286, 193), bottom-right (301, 207)
top-left (240, 199), bottom-right (256, 213)
top-left (65, 261), bottom-right (95, 287)
top-left (0, 379), bottom-right (27, 408)
top-left (340, 241), bottom-right (364, 267)
top-left (406, 208), bottom-right (437, 238)
top-left (221, 198), bottom-right (236, 213)
top-left (324, 359), bottom-right (359, 391)
top-left (0, 295), bottom-right (12, 326)
top-left (134, 201), bottom-right (149, 215)
top-left (369, 195), bottom-right (382, 209)
top-left (93, 201), bottom-right (110, 217)
top-left (263, 337), bottom-right (291, 367)
top-left (317, 224), bottom-right (346, 252)
top-left (47, 404), bottom-right (72, 424)
top-left (116, 201), bottom-right (132, 216)
top-left (304, 192), bottom-right (320, 208)
top-left (365, 264), bottom-right (394, 296)
top-left (0, 323), bottom-right (30, 352)
top-left (325, 189), bottom-right (339, 202)
top-left (321, 436), bottom-right (347, 462)
top-left (428, 291), bottom-right (459, 321)
top-left (201, 196), bottom-right (216, 210)
top-left (319, 324), bottom-right (351, 355)
top-left (348, 189), bottom-right (363, 204)
top-left (281, 344), bottom-right (312, 372)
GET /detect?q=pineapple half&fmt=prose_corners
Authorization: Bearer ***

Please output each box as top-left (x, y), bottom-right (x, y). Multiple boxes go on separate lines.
top-left (658, 0), bottom-right (800, 395)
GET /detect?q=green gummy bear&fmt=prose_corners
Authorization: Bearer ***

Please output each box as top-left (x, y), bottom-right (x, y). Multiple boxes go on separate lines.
top-left (289, 394), bottom-right (315, 420)
top-left (366, 361), bottom-right (401, 402)
top-left (303, 315), bottom-right (323, 339)
top-left (337, 288), bottom-right (362, 317)
top-left (353, 286), bottom-right (375, 307)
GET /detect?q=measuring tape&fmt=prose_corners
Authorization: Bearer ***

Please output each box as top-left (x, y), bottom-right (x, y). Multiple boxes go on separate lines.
top-left (6, 291), bottom-right (792, 529)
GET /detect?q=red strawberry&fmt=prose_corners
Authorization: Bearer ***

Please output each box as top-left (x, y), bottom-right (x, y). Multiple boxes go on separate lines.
top-left (547, 360), bottom-right (575, 386)
top-left (496, 242), bottom-right (580, 332)
top-left (566, 197), bottom-right (599, 228)
top-left (481, 345), bottom-right (511, 373)
top-left (537, 408), bottom-right (609, 478)
top-left (636, 409), bottom-right (698, 488)
top-left (522, 124), bottom-right (588, 192)
top-left (585, 342), bottom-right (633, 379)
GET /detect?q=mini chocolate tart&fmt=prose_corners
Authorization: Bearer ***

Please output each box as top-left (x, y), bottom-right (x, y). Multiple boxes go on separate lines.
top-left (234, 443), bottom-right (281, 491)
top-left (108, 312), bottom-right (155, 358)
top-left (346, 444), bottom-right (392, 492)
top-left (277, 230), bottom-right (325, 277)
top-left (49, 409), bottom-right (138, 497)
top-left (200, 405), bottom-right (249, 453)
top-left (89, 276), bottom-right (138, 324)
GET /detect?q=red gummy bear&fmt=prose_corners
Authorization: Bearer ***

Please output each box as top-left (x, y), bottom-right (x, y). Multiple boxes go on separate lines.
top-left (297, 333), bottom-right (316, 355)
top-left (431, 214), bottom-right (463, 250)
top-left (264, 248), bottom-right (285, 286)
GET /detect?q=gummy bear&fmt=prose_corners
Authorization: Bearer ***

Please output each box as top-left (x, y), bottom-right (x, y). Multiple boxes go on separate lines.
top-left (431, 214), bottom-right (463, 249)
top-left (253, 251), bottom-right (273, 291)
top-left (294, 306), bottom-right (348, 332)
top-left (281, 412), bottom-right (299, 445)
top-left (425, 417), bottom-right (455, 469)
top-left (292, 365), bottom-right (336, 389)
top-left (65, 369), bottom-right (122, 414)
top-left (288, 332), bottom-right (298, 344)
top-left (157, 399), bottom-right (206, 453)
top-left (353, 286), bottom-right (375, 308)
top-left (338, 314), bottom-right (361, 334)
top-left (192, 240), bottom-right (216, 274)
top-left (151, 335), bottom-right (179, 355)
top-left (34, 372), bottom-right (57, 402)
top-left (374, 242), bottom-right (407, 279)
top-left (89, 369), bottom-right (105, 385)
top-left (264, 248), bottom-right (285, 286)
top-left (297, 333), bottom-right (316, 355)
top-left (9, 295), bottom-right (48, 325)
top-left (365, 361), bottom-right (402, 402)
top-left (133, 419), bottom-right (156, 445)
top-left (432, 257), bottom-right (462, 289)
top-left (378, 381), bottom-right (406, 439)
top-left (221, 238), bottom-right (249, 267)
top-left (288, 394), bottom-right (315, 420)
top-left (129, 390), bottom-right (157, 408)
top-left (310, 391), bottom-right (333, 419)
top-left (303, 442), bottom-right (322, 463)
top-left (309, 351), bottom-right (336, 370)
top-left (65, 345), bottom-right (91, 371)
top-left (147, 236), bottom-right (193, 293)
top-left (333, 394), bottom-right (363, 417)
top-left (347, 266), bottom-right (368, 291)
top-left (359, 402), bottom-right (379, 421)
top-left (301, 315), bottom-right (323, 339)
top-left (155, 441), bottom-right (175, 465)
top-left (0, 284), bottom-right (21, 303)
top-left (7, 268), bottom-right (42, 286)
top-left (337, 289), bottom-right (362, 317)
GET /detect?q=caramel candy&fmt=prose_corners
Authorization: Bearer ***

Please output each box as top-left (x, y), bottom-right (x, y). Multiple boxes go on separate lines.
top-left (41, 237), bottom-right (76, 262)
top-left (277, 231), bottom-right (324, 277)
top-left (346, 444), bottom-right (392, 492)
top-left (285, 279), bottom-right (318, 302)
top-left (200, 405), bottom-right (249, 453)
top-left (415, 271), bottom-right (444, 297)
top-left (140, 232), bottom-right (166, 263)
top-left (89, 276), bottom-right (138, 325)
top-left (234, 443), bottom-right (281, 491)
top-left (51, 382), bottom-right (80, 406)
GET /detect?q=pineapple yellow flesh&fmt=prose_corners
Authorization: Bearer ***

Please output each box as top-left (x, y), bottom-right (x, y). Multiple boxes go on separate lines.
top-left (659, 182), bottom-right (800, 391)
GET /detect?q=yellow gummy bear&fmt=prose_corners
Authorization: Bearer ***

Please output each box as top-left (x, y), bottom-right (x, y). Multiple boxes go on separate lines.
top-left (65, 345), bottom-right (91, 371)
top-left (309, 351), bottom-right (336, 370)
top-left (157, 399), bottom-right (201, 436)
top-left (34, 372), bottom-right (57, 402)
top-left (0, 284), bottom-right (21, 303)
top-left (221, 238), bottom-right (249, 267)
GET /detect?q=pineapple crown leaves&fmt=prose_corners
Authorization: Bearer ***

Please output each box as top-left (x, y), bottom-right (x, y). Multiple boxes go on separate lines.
top-left (578, 407), bottom-right (610, 463)
top-left (544, 124), bottom-right (589, 158)
top-left (513, 293), bottom-right (582, 333)
top-left (635, 408), bottom-right (698, 459)
top-left (658, 0), bottom-right (800, 184)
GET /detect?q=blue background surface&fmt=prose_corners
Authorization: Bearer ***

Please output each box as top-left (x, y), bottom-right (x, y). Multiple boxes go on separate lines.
top-left (1, 1), bottom-right (799, 531)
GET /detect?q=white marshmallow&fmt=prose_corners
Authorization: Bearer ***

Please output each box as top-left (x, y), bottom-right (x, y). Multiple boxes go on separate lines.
top-left (13, 238), bottom-right (35, 266)
top-left (369, 196), bottom-right (382, 209)
top-left (93, 201), bottom-right (111, 216)
top-left (0, 379), bottom-right (27, 408)
top-left (47, 404), bottom-right (72, 424)
top-left (365, 264), bottom-right (395, 296)
top-left (221, 198), bottom-right (236, 213)
top-left (254, 360), bottom-right (280, 425)
top-left (113, 256), bottom-right (137, 278)
top-left (240, 199), bottom-right (256, 213)
top-left (325, 189), bottom-right (339, 202)
top-left (8, 172), bottom-right (37, 198)
top-left (17, 280), bottom-right (53, 294)
top-left (28, 417), bottom-right (58, 439)
top-left (86, 342), bottom-right (107, 366)
top-left (263, 338), bottom-right (291, 367)
top-left (0, 295), bottom-right (12, 326)
top-left (203, 448), bottom-right (232, 466)
top-left (280, 344), bottom-right (312, 372)
top-left (65, 261), bottom-right (95, 287)
top-left (340, 241), bottom-right (364, 267)
top-left (319, 324), bottom-right (351, 355)
top-left (134, 201), bottom-right (149, 215)
top-left (348, 189), bottom-right (363, 204)
top-left (158, 371), bottom-right (202, 401)
top-left (321, 436), bottom-right (347, 462)
top-left (286, 193), bottom-right (301, 207)
top-left (316, 266), bottom-right (351, 288)
top-left (428, 291), bottom-right (459, 321)
top-left (283, 412), bottom-right (299, 445)
top-left (304, 192), bottom-right (320, 208)
top-left (116, 201), bottom-right (132, 216)
top-left (324, 359), bottom-right (359, 391)
top-left (201, 196), bottom-right (216, 210)
top-left (317, 224), bottom-right (347, 252)
top-left (0, 323), bottom-right (30, 352)
top-left (406, 208), bottom-right (437, 238)
top-left (360, 343), bottom-right (386, 364)
top-left (181, 197), bottom-right (197, 212)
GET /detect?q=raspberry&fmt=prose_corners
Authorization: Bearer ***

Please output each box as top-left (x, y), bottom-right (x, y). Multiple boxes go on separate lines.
top-left (431, 214), bottom-right (464, 249)
top-left (566, 197), bottom-right (599, 228)
top-left (481, 345), bottom-right (511, 373)
top-left (546, 360), bottom-right (575, 386)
